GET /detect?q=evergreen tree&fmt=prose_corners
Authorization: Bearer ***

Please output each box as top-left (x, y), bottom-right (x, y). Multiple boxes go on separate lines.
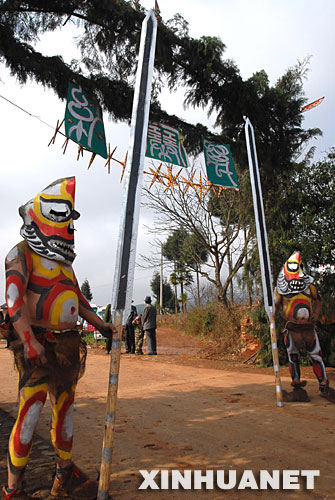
top-left (0, 2), bottom-right (319, 156)
top-left (150, 271), bottom-right (174, 312)
top-left (181, 232), bottom-right (208, 307)
top-left (162, 229), bottom-right (195, 312)
top-left (288, 149), bottom-right (335, 302)
top-left (81, 278), bottom-right (93, 302)
top-left (0, 1), bottom-right (325, 304)
top-left (169, 271), bottom-right (179, 314)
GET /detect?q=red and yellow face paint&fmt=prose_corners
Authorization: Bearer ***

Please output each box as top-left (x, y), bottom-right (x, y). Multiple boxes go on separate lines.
top-left (29, 177), bottom-right (77, 241)
top-left (284, 251), bottom-right (304, 282)
top-left (19, 177), bottom-right (80, 264)
top-left (277, 251), bottom-right (311, 295)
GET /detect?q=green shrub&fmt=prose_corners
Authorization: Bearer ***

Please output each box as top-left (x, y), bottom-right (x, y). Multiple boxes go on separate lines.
top-left (83, 332), bottom-right (106, 346)
top-left (318, 324), bottom-right (335, 367)
top-left (185, 303), bottom-right (216, 337)
top-left (158, 302), bottom-right (243, 356)
top-left (249, 303), bottom-right (287, 367)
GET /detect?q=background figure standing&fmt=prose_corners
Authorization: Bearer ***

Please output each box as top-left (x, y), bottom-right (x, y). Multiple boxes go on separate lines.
top-left (142, 296), bottom-right (157, 355)
top-left (133, 315), bottom-right (144, 355)
top-left (0, 306), bottom-right (11, 349)
top-left (125, 302), bottom-right (137, 354)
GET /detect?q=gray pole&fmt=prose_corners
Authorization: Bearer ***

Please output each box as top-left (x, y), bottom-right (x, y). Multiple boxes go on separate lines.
top-left (244, 116), bottom-right (283, 408)
top-left (98, 11), bottom-right (157, 500)
top-left (111, 9), bottom-right (157, 324)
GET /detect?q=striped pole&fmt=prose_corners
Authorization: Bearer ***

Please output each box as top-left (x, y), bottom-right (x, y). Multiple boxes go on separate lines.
top-left (244, 117), bottom-right (283, 407)
top-left (269, 312), bottom-right (283, 405)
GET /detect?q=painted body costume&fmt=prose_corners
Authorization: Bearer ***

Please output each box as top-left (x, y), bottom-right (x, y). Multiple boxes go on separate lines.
top-left (274, 252), bottom-right (334, 403)
top-left (3, 177), bottom-right (115, 499)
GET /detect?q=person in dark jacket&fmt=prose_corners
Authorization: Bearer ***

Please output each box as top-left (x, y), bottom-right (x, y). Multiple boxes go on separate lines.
top-left (142, 296), bottom-right (157, 355)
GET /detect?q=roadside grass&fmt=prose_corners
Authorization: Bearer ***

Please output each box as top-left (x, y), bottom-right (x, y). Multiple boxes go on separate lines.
top-left (158, 302), bottom-right (245, 357)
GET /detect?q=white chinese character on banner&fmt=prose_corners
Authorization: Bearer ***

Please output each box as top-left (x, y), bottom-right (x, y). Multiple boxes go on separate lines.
top-left (204, 140), bottom-right (238, 188)
top-left (67, 85), bottom-right (101, 148)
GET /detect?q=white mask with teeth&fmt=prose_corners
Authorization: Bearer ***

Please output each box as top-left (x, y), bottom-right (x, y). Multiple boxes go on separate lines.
top-left (19, 177), bottom-right (80, 265)
top-left (276, 251), bottom-right (313, 296)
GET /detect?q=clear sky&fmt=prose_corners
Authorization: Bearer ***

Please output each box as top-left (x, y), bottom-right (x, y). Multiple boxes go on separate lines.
top-left (0, 0), bottom-right (333, 309)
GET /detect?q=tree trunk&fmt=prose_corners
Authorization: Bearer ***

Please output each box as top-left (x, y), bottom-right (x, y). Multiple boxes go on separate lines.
top-left (247, 276), bottom-right (252, 307)
top-left (244, 228), bottom-right (252, 307)
top-left (196, 268), bottom-right (200, 307)
top-left (217, 285), bottom-right (228, 306)
top-left (180, 281), bottom-right (184, 313)
top-left (227, 247), bottom-right (234, 305)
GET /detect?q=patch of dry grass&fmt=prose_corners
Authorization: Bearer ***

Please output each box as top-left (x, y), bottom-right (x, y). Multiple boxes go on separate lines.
top-left (158, 303), bottom-right (247, 356)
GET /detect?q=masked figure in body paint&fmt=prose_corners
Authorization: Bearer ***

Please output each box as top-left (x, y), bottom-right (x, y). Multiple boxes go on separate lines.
top-left (274, 251), bottom-right (334, 403)
top-left (2, 177), bottom-right (116, 500)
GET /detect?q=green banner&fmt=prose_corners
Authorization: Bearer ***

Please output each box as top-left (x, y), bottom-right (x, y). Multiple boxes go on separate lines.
top-left (203, 139), bottom-right (239, 189)
top-left (146, 123), bottom-right (189, 168)
top-left (64, 82), bottom-right (107, 159)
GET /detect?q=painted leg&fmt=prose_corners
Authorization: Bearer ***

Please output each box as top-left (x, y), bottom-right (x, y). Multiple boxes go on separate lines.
top-left (7, 374), bottom-right (48, 490)
top-left (282, 332), bottom-right (309, 402)
top-left (308, 333), bottom-right (335, 403)
top-left (49, 384), bottom-right (98, 499)
top-left (307, 333), bottom-right (327, 386)
top-left (283, 331), bottom-right (301, 383)
top-left (49, 384), bottom-right (76, 469)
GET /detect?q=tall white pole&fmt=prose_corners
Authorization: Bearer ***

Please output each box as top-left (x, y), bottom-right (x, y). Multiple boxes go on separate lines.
top-left (244, 117), bottom-right (283, 408)
top-left (111, 9), bottom-right (157, 324)
top-left (98, 11), bottom-right (157, 500)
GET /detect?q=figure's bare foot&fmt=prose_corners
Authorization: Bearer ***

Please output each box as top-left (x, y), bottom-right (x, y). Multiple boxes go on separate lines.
top-left (291, 380), bottom-right (307, 388)
top-left (51, 463), bottom-right (97, 499)
top-left (1, 486), bottom-right (35, 500)
top-left (283, 386), bottom-right (310, 402)
top-left (320, 381), bottom-right (335, 404)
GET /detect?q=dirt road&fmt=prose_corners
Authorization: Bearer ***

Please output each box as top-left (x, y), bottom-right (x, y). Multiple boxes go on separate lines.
top-left (0, 328), bottom-right (334, 499)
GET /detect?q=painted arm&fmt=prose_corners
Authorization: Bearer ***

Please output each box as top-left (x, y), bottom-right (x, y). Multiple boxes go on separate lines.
top-left (5, 243), bottom-right (47, 366)
top-left (76, 282), bottom-right (116, 339)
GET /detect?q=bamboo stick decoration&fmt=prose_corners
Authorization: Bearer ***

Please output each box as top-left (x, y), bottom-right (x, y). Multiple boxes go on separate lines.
top-left (97, 324), bottom-right (122, 500)
top-left (87, 152), bottom-right (96, 169)
top-left (48, 119), bottom-right (64, 146)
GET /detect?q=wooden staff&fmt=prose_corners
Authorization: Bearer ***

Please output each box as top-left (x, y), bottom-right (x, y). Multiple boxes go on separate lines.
top-left (97, 323), bottom-right (122, 500)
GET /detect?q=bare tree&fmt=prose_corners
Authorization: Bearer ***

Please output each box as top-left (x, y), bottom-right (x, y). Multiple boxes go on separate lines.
top-left (142, 166), bottom-right (254, 305)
